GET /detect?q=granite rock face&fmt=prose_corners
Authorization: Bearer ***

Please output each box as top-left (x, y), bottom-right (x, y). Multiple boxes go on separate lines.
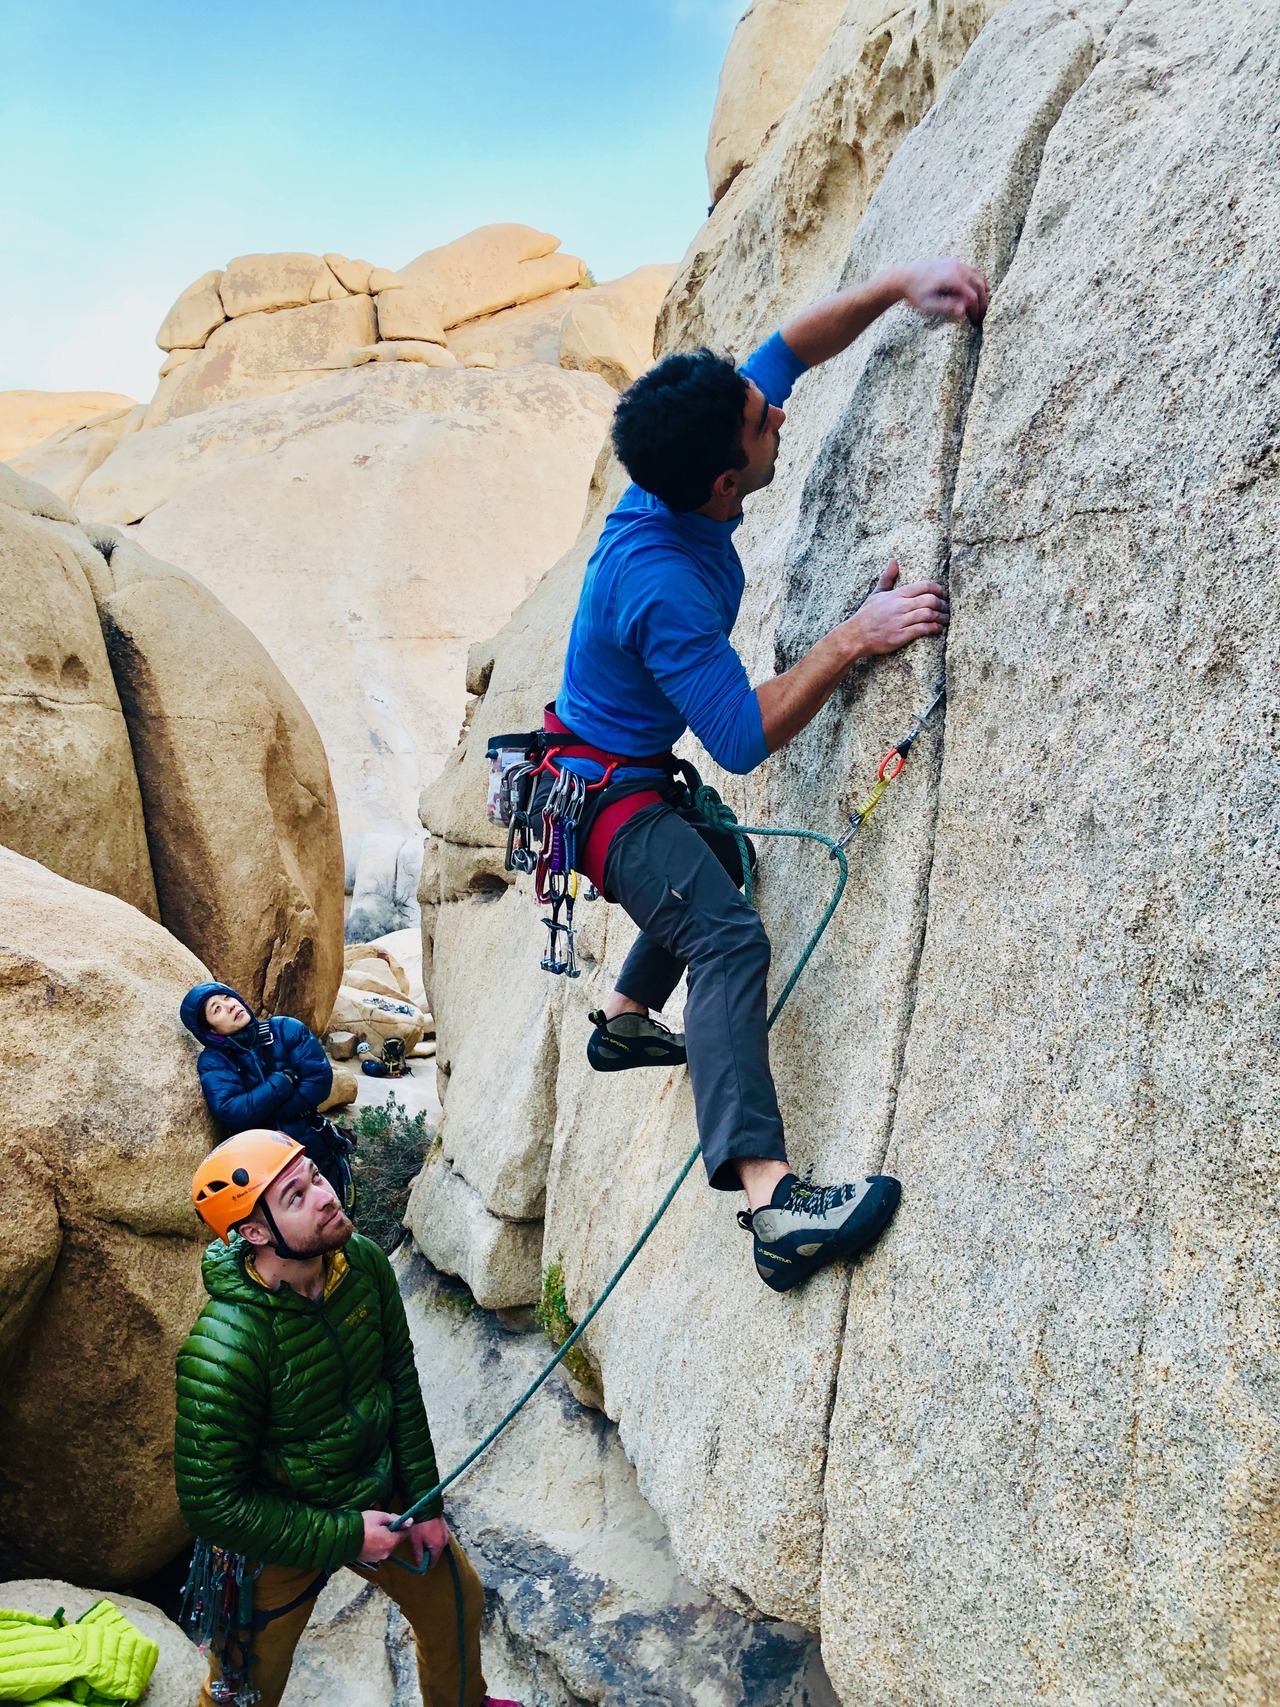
top-left (0, 390), bottom-right (136, 461)
top-left (0, 483), bottom-right (158, 919)
top-left (283, 1248), bottom-right (837, 1707)
top-left (705, 0), bottom-right (847, 205)
top-left (0, 848), bottom-right (215, 1584)
top-left (87, 527), bottom-right (346, 1032)
top-left (0, 463), bottom-right (343, 1032)
top-left (416, 1), bottom-right (1280, 1701)
top-left (76, 364), bottom-right (615, 872)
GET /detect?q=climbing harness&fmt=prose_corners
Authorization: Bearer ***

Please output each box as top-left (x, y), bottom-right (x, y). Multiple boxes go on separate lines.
top-left (396, 676), bottom-right (949, 1533)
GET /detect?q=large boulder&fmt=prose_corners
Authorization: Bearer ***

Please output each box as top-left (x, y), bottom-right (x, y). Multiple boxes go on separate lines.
top-left (7, 403), bottom-right (146, 507)
top-left (74, 363), bottom-right (616, 867)
top-left (0, 475), bottom-right (158, 919)
top-left (662, 0), bottom-right (1008, 357)
top-left (0, 848), bottom-right (216, 1585)
top-left (0, 465), bottom-right (341, 1032)
top-left (87, 527), bottom-right (345, 1032)
top-left (556, 265), bottom-right (676, 389)
top-left (155, 268), bottom-right (228, 351)
top-left (705, 0), bottom-right (848, 204)
top-left (0, 1581), bottom-right (205, 1705)
top-left (413, 1), bottom-right (1280, 1701)
top-left (146, 296), bottom-right (377, 426)
top-left (0, 390), bottom-right (136, 462)
top-left (217, 251), bottom-right (335, 318)
top-left (399, 224), bottom-right (587, 328)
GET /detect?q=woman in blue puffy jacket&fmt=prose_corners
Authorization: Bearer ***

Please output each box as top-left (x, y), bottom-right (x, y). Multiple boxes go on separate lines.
top-left (180, 980), bottom-right (353, 1204)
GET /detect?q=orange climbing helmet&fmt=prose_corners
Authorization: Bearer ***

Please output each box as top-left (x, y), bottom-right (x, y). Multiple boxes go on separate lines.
top-left (192, 1130), bottom-right (304, 1240)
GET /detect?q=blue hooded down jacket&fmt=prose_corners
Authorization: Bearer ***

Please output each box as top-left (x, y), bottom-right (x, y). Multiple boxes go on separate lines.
top-left (180, 982), bottom-right (335, 1145)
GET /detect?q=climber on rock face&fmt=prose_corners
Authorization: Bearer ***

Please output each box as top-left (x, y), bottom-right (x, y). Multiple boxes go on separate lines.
top-left (176, 1130), bottom-right (521, 1707)
top-left (553, 257), bottom-right (989, 1291)
top-left (180, 980), bottom-right (354, 1207)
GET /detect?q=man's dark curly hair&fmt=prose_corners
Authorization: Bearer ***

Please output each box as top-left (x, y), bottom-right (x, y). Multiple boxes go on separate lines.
top-left (611, 348), bottom-right (749, 512)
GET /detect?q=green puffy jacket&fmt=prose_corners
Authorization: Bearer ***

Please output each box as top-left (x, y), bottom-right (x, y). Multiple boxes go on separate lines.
top-left (174, 1233), bottom-right (443, 1573)
top-left (0, 1598), bottom-right (158, 1704)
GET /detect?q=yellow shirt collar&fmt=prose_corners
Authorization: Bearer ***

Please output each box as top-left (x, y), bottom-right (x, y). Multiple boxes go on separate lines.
top-left (245, 1246), bottom-right (350, 1300)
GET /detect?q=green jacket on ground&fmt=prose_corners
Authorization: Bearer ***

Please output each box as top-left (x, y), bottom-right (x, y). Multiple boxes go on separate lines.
top-left (174, 1232), bottom-right (443, 1573)
top-left (0, 1598), bottom-right (158, 1704)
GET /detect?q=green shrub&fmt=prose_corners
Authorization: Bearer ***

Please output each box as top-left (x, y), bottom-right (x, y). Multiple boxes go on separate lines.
top-left (348, 1094), bottom-right (434, 1251)
top-left (535, 1257), bottom-right (593, 1387)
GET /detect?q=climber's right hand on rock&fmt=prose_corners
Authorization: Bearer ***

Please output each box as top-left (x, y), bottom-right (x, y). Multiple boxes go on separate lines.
top-left (357, 1509), bottom-right (404, 1564)
top-left (846, 559), bottom-right (948, 656)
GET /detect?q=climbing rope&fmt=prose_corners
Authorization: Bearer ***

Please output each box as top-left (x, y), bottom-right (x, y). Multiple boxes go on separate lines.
top-left (391, 679), bottom-right (944, 1536)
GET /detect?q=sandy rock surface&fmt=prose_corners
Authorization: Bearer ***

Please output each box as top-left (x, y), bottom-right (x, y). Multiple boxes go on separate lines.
top-left (0, 389), bottom-right (136, 461)
top-left (705, 0), bottom-right (847, 204)
top-left (662, 0), bottom-right (1009, 358)
top-left (414, 1), bottom-right (1280, 1700)
top-left (155, 268), bottom-right (227, 350)
top-left (7, 402), bottom-right (146, 504)
top-left (87, 526), bottom-right (345, 1032)
top-left (147, 295), bottom-right (377, 425)
top-left (0, 480), bottom-right (158, 918)
top-left (0, 849), bottom-right (215, 1584)
top-left (74, 363), bottom-right (615, 864)
top-left (218, 251), bottom-right (333, 318)
top-left (282, 1246), bottom-right (836, 1707)
top-left (399, 223), bottom-right (586, 328)
top-left (0, 1580), bottom-right (205, 1705)
top-left (330, 984), bottom-right (427, 1052)
top-left (361, 927), bottom-right (429, 1012)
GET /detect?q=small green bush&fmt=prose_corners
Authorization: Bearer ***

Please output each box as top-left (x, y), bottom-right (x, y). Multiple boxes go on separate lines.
top-left (349, 1094), bottom-right (434, 1251)
top-left (535, 1257), bottom-right (593, 1387)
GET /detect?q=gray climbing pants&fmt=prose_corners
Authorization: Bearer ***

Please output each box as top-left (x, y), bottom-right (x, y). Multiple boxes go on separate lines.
top-left (604, 802), bottom-right (787, 1190)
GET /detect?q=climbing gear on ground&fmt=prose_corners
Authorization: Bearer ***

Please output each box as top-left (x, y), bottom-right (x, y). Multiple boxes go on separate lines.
top-left (736, 1171), bottom-right (902, 1292)
top-left (586, 1008), bottom-right (688, 1072)
top-left (833, 677), bottom-right (946, 854)
top-left (382, 1036), bottom-right (408, 1076)
top-left (192, 1131), bottom-right (304, 1243)
top-left (0, 1598), bottom-right (160, 1706)
top-left (180, 1540), bottom-right (265, 1705)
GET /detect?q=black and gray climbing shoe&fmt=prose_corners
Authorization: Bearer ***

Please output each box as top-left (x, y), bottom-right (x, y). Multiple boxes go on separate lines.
top-left (586, 1009), bottom-right (687, 1072)
top-left (738, 1172), bottom-right (901, 1292)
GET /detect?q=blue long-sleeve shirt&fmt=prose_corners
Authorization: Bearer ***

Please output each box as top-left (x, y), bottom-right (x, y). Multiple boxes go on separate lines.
top-left (555, 331), bottom-right (807, 776)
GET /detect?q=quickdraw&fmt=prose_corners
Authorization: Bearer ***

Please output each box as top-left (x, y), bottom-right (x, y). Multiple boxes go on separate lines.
top-left (180, 1540), bottom-right (262, 1706)
top-left (488, 728), bottom-right (613, 978)
top-left (833, 677), bottom-right (946, 855)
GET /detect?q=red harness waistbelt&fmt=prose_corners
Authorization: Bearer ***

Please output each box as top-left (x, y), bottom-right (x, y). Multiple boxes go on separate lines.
top-left (541, 708), bottom-right (669, 892)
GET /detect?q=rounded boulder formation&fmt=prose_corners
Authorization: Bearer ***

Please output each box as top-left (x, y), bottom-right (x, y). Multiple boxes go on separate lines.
top-left (0, 847), bottom-right (217, 1586)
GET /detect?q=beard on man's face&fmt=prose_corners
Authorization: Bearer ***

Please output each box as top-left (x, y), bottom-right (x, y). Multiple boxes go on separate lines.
top-left (290, 1208), bottom-right (354, 1258)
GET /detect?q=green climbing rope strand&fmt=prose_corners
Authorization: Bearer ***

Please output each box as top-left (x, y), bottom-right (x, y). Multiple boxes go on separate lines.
top-left (392, 794), bottom-right (848, 1534)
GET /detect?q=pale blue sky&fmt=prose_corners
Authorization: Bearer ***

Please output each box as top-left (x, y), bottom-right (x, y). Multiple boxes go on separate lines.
top-left (0, 0), bottom-right (742, 398)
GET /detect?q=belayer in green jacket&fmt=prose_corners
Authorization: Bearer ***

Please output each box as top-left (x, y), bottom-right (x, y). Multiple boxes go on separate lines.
top-left (175, 1129), bottom-right (520, 1707)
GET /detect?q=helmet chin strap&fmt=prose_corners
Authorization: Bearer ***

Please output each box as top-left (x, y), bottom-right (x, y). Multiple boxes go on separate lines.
top-left (256, 1199), bottom-right (313, 1263)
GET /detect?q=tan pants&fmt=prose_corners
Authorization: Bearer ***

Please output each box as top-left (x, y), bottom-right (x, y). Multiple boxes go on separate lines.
top-left (197, 1536), bottom-right (487, 1707)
